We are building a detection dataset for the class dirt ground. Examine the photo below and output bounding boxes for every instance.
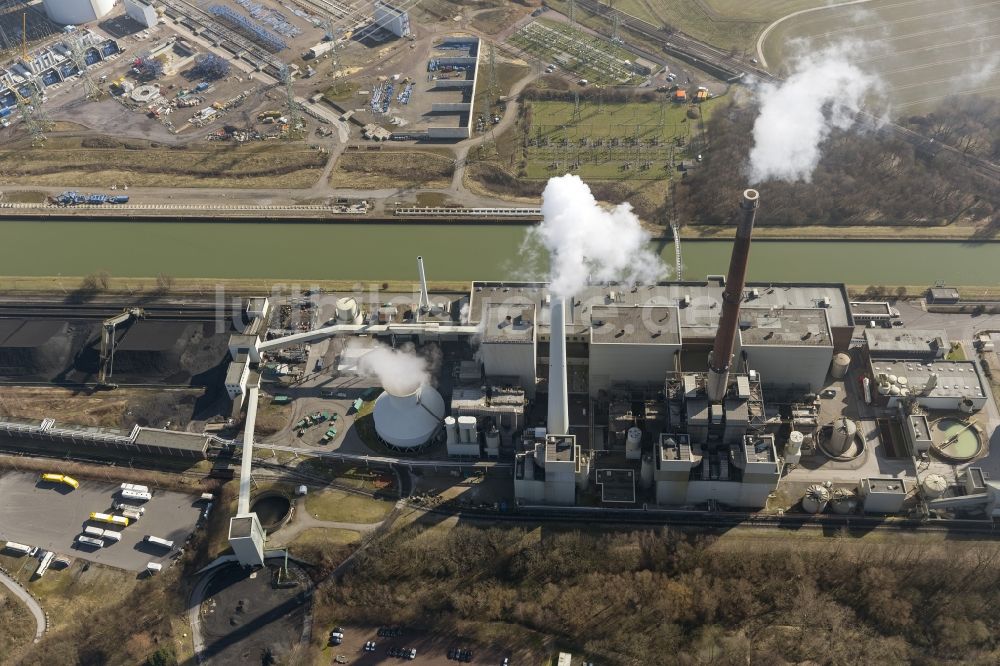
[0,386,209,429]
[332,150,455,189]
[0,134,327,189]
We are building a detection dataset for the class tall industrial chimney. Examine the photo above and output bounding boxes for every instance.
[547,295,569,435]
[706,189,759,402]
[416,256,430,313]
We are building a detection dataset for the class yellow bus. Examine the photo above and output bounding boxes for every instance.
[40,473,79,490]
[89,512,129,527]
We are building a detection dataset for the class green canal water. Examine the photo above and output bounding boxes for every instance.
[3,219,1000,285]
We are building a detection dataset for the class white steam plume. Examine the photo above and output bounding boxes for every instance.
[749,41,879,184]
[528,174,665,299]
[353,340,430,396]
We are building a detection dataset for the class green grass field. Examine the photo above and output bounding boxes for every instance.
[510,19,644,86]
[304,489,395,524]
[545,0,816,53]
[521,96,719,179]
[759,0,1000,112]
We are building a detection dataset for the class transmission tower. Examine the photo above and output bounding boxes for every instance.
[612,8,622,43]
[569,0,576,25]
[573,91,580,121]
[68,33,101,100]
[280,65,303,136]
[14,84,49,144]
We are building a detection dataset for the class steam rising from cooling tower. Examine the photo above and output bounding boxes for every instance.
[532,175,665,300]
[749,42,879,184]
[353,340,431,396]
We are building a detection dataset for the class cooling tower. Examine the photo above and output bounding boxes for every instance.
[373,384,445,449]
[42,0,115,25]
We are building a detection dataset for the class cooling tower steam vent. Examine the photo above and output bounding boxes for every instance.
[372,384,445,450]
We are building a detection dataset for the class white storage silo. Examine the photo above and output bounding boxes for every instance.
[625,426,642,460]
[457,416,477,443]
[372,384,445,450]
[829,488,857,514]
[784,430,804,464]
[639,455,654,490]
[485,427,500,457]
[830,353,850,379]
[444,416,458,446]
[921,473,948,499]
[802,484,830,514]
[828,417,857,457]
[336,297,362,324]
[42,0,115,25]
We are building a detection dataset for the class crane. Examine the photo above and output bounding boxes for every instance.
[98,308,145,385]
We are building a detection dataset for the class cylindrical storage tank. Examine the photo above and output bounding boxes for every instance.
[897,376,908,387]
[889,385,901,397]
[626,427,642,459]
[785,430,804,464]
[485,427,500,455]
[829,488,856,514]
[802,484,830,514]
[576,454,590,491]
[888,374,898,385]
[444,416,458,446]
[878,382,890,396]
[372,384,446,450]
[457,415,477,443]
[335,297,361,323]
[639,455,654,490]
[828,417,857,457]
[960,399,975,414]
[921,473,948,499]
[42,0,115,24]
[830,353,850,379]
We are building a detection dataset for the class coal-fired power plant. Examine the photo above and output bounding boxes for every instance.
[707,189,759,402]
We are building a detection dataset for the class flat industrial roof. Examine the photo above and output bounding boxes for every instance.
[480,301,534,344]
[590,305,681,345]
[865,329,948,356]
[546,435,576,462]
[870,360,987,400]
[229,515,253,538]
[867,478,906,494]
[469,281,852,337]
[225,360,247,385]
[738,307,832,347]
[849,301,893,315]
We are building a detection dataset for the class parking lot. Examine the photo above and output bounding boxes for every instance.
[320,624,517,665]
[0,471,202,572]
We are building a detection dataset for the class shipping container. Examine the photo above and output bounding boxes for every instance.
[113,500,145,514]
[145,535,174,549]
[121,489,152,501]
[146,562,163,574]
[121,483,150,493]
[40,473,79,489]
[123,509,143,521]
[3,542,32,555]
[102,530,122,543]
[200,492,214,502]
[76,535,104,548]
[83,525,105,538]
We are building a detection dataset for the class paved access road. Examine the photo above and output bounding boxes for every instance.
[0,569,45,641]
[0,471,203,572]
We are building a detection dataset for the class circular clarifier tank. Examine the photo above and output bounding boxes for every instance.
[930,418,984,463]
[249,492,292,530]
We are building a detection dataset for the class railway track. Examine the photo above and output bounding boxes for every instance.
[565,0,1000,183]
[0,302,222,321]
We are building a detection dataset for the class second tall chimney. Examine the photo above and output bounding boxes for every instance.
[706,189,759,402]
[547,295,569,435]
